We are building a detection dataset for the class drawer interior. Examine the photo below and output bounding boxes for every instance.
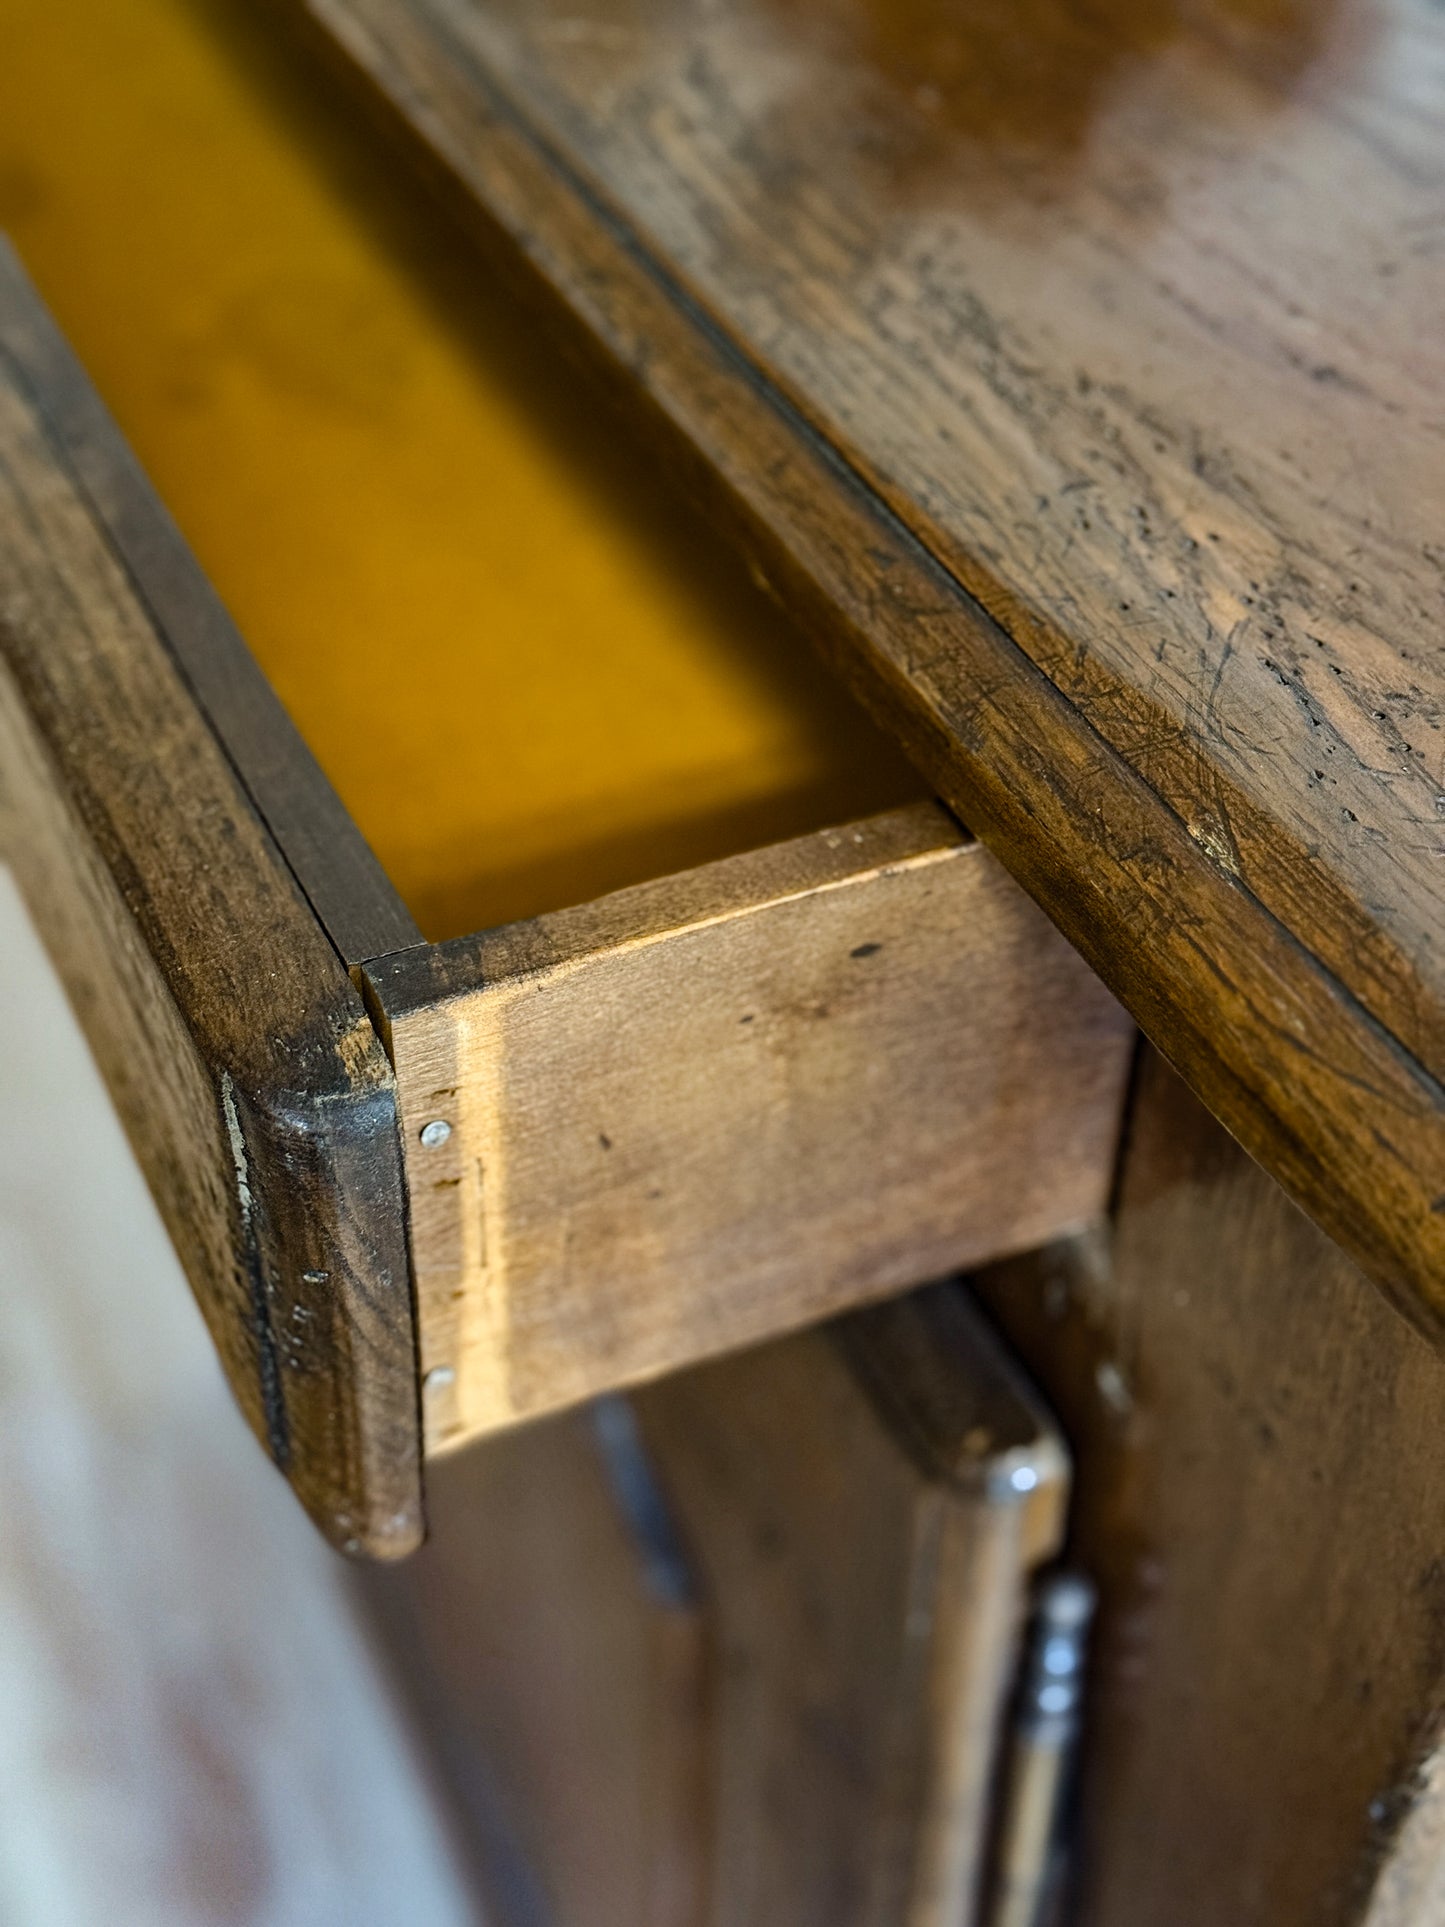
[0,0,923,944]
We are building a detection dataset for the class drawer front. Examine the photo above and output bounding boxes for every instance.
[0,245,422,1557]
[366,1283,1068,1927]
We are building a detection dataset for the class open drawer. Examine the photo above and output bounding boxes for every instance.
[0,2,1132,1554]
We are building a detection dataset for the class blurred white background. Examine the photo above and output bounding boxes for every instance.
[0,866,481,1927]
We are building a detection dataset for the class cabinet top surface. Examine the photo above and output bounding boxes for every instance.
[437,0,1445,1029]
[322,0,1445,1318]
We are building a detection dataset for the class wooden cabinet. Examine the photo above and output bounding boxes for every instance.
[364,1284,1068,1927]
[3,0,1443,1920]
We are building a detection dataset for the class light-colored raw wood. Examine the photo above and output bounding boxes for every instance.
[365,1283,1068,1927]
[364,802,1133,1453]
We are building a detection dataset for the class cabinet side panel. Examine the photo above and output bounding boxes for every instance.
[975,1053,1445,1926]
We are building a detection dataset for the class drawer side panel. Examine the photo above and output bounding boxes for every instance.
[0,255,422,1556]
[369,805,1133,1452]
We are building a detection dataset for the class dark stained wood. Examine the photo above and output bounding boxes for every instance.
[0,248,422,1556]
[636,1285,1068,1927]
[974,1051,1445,1927]
[295,0,1445,1343]
[363,1284,1068,1927]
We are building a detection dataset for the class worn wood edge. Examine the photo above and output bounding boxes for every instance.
[442,10,1445,1102]
[838,1282,1070,1570]
[0,651,423,1559]
[363,799,966,1018]
[835,1283,1071,1921]
[375,0,1445,1077]
[0,234,422,969]
[223,1058,425,1560]
[0,274,424,1557]
[294,0,1445,1345]
[629,1298,1064,1927]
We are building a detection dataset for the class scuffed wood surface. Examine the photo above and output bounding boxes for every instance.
[0,867,478,1927]
[299,0,1445,1340]
[365,804,1132,1451]
[0,247,422,1555]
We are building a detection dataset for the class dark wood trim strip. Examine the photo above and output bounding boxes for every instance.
[0,246,423,1555]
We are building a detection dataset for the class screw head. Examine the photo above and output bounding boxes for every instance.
[419,1119,452,1149]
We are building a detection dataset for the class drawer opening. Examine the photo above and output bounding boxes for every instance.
[0,0,1136,1545]
[1,0,923,946]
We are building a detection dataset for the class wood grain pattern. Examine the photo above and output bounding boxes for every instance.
[974,1052,1445,1927]
[298,0,1445,1341]
[364,803,1133,1453]
[636,1286,1068,1927]
[365,1283,1068,1927]
[0,248,422,1557]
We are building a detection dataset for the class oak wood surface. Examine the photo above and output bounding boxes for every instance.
[0,0,923,946]
[299,0,1445,1338]
[364,803,1133,1453]
[0,246,422,1556]
[366,1284,1068,1927]
[975,1052,1445,1926]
